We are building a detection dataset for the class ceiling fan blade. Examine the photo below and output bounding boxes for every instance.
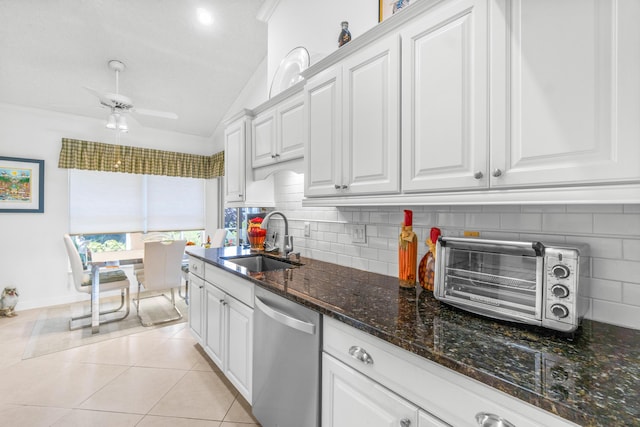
[132,107,178,120]
[83,86,113,107]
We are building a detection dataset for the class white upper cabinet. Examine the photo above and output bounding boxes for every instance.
[305,35,401,197]
[490,0,640,188]
[252,91,305,168]
[224,110,275,207]
[224,113,247,203]
[401,0,489,192]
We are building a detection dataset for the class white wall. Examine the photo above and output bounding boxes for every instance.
[0,103,216,309]
[267,0,377,89]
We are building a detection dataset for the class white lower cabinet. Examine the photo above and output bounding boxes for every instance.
[187,273,204,343]
[322,316,577,427]
[224,295,253,400]
[188,263,254,403]
[204,282,225,367]
[323,352,431,427]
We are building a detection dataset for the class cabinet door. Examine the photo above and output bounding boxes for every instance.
[322,353,418,427]
[188,274,204,343]
[343,34,401,195]
[225,296,253,403]
[401,0,488,192]
[224,118,246,202]
[277,93,305,162]
[204,283,225,369]
[251,109,276,168]
[490,0,640,188]
[304,66,342,197]
[418,410,449,427]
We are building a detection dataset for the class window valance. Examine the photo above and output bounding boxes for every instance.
[58,138,224,179]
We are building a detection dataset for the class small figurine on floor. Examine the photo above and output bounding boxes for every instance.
[0,287,19,317]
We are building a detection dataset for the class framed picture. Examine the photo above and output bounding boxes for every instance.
[379,0,411,22]
[0,156,45,213]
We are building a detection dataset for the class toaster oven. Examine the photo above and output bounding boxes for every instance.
[434,237,589,332]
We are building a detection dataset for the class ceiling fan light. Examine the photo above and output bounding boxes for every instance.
[117,115,128,132]
[106,113,117,129]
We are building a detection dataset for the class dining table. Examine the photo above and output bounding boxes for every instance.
[88,249,144,334]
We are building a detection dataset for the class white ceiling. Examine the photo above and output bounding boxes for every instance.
[0,0,267,138]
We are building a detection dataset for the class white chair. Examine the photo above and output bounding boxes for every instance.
[63,234,130,330]
[134,240,186,326]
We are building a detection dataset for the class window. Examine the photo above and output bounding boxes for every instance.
[223,207,263,247]
[68,169,205,234]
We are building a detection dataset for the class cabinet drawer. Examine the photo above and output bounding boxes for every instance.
[323,316,577,427]
[204,263,254,307]
[188,257,205,279]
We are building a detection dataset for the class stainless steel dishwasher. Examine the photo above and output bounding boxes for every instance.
[252,286,321,427]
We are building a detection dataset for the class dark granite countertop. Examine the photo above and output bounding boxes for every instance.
[186,247,640,427]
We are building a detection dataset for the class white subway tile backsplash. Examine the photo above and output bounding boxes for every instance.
[368,236,390,250]
[483,205,522,213]
[275,172,640,329]
[436,213,466,228]
[590,299,640,330]
[465,213,501,229]
[369,260,389,276]
[568,236,622,259]
[370,212,390,224]
[592,258,640,284]
[623,283,640,307]
[623,240,640,261]
[500,213,542,232]
[593,214,640,236]
[522,205,566,213]
[588,278,622,303]
[351,257,369,271]
[566,204,624,213]
[542,214,593,234]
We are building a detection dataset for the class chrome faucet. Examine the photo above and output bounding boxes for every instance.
[260,211,293,257]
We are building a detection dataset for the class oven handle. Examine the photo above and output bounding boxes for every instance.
[255,296,316,335]
[439,237,544,256]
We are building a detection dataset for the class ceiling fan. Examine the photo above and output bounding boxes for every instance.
[84,60,178,132]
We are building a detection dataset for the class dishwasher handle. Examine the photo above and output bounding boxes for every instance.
[255,296,316,335]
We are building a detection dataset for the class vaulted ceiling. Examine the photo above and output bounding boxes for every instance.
[0,0,267,137]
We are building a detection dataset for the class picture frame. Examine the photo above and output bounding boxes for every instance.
[0,156,45,213]
[379,0,411,22]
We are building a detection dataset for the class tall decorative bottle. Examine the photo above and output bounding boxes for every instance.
[398,210,418,288]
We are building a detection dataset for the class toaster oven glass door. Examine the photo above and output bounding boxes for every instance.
[441,248,543,321]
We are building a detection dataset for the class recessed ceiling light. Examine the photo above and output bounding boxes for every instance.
[197,8,213,26]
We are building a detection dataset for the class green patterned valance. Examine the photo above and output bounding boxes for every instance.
[58,138,224,179]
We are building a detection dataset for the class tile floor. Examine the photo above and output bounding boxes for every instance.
[0,306,261,426]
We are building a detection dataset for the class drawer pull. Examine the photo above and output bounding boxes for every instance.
[400,418,411,427]
[348,345,373,365]
[475,412,515,427]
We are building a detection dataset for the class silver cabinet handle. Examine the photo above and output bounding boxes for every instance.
[334,184,341,189]
[492,168,502,177]
[474,171,483,179]
[341,184,348,189]
[400,418,411,427]
[348,346,373,365]
[475,412,515,427]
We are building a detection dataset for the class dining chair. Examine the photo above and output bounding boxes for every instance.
[134,239,187,326]
[63,234,130,330]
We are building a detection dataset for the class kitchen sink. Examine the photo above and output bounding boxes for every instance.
[221,254,301,272]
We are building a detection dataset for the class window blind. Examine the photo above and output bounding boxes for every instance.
[69,169,205,234]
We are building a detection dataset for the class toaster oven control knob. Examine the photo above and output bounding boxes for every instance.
[551,284,570,298]
[551,264,570,279]
[550,304,569,318]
